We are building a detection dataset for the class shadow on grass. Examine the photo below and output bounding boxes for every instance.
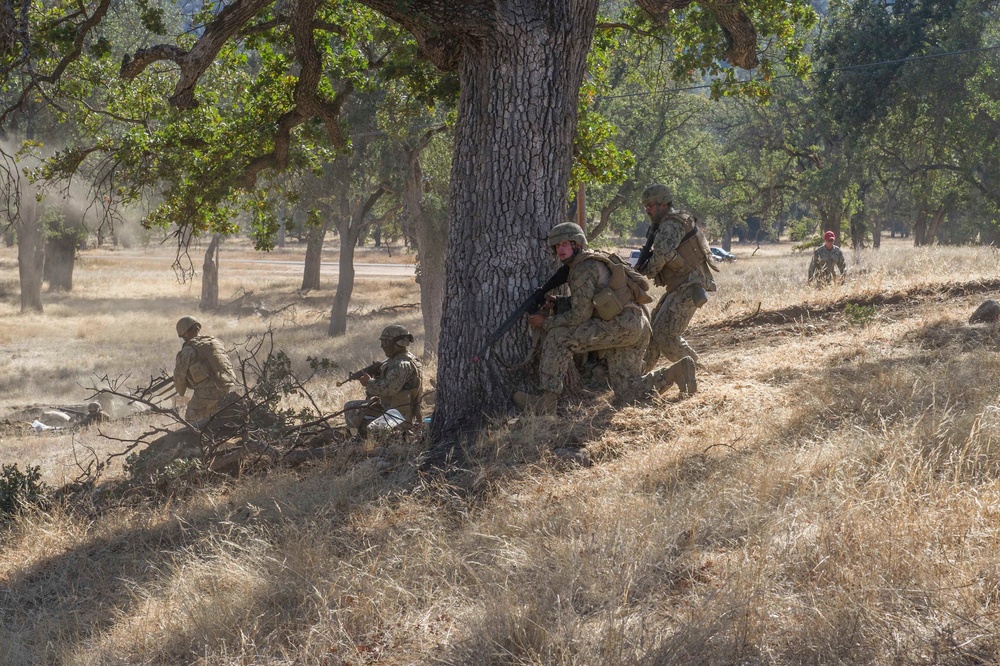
[0,454,421,663]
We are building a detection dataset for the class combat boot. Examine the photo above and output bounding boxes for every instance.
[512,390,559,415]
[651,356,697,396]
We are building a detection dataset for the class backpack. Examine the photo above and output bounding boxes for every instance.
[589,252,653,320]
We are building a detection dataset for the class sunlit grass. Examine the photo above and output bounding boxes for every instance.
[3,236,1000,663]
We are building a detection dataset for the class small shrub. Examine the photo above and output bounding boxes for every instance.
[0,463,49,519]
[844,303,877,326]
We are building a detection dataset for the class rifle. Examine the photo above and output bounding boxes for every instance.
[633,222,658,273]
[336,361,382,387]
[133,374,176,403]
[471,264,571,363]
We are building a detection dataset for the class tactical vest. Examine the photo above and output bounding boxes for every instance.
[376,354,423,423]
[654,212,718,292]
[585,252,653,321]
[184,336,236,391]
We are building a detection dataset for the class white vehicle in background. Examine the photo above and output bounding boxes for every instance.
[710,246,736,262]
[627,249,642,267]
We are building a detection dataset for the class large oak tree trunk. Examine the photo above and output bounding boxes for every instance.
[44,227,78,292]
[430,0,599,440]
[199,234,220,311]
[403,127,448,359]
[17,194,43,312]
[914,207,929,246]
[301,219,329,291]
[925,205,947,243]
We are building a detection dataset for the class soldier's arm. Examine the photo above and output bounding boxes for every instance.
[837,250,847,275]
[544,262,599,329]
[643,221,686,278]
[808,251,818,280]
[367,360,413,396]
[173,348,192,396]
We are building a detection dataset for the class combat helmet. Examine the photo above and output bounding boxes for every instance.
[380,324,414,346]
[546,222,587,250]
[176,315,201,337]
[87,402,101,413]
[641,183,672,206]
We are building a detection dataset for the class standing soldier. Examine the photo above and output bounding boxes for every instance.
[173,315,238,423]
[637,184,717,373]
[513,222,696,415]
[343,325,423,434]
[808,231,848,284]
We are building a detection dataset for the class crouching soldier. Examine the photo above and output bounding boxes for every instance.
[638,183,717,373]
[173,315,238,423]
[513,222,696,415]
[343,325,423,434]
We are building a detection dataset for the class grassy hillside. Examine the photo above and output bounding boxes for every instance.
[3,238,1000,664]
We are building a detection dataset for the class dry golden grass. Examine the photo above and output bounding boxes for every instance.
[3,237,1000,664]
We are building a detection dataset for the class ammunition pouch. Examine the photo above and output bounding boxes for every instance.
[593,286,627,320]
[188,361,210,386]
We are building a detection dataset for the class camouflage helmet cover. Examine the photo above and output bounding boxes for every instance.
[88,402,101,413]
[176,315,201,337]
[380,324,414,345]
[546,222,588,249]
[641,183,672,206]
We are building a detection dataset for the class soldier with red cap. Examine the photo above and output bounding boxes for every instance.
[808,231,847,284]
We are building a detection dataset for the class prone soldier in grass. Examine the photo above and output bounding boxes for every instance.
[513,222,695,415]
[342,325,423,434]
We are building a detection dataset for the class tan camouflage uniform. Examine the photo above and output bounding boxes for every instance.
[641,208,716,372]
[344,350,422,430]
[539,251,662,401]
[808,245,847,283]
[174,335,237,422]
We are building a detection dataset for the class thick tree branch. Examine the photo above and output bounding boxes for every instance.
[356,0,494,70]
[636,0,759,69]
[121,0,276,109]
[1,0,113,125]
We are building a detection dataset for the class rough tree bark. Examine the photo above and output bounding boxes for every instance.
[914,207,929,246]
[199,234,220,311]
[328,186,397,336]
[925,205,947,243]
[17,193,44,312]
[44,224,79,291]
[301,218,330,291]
[429,1,600,439]
[402,126,449,359]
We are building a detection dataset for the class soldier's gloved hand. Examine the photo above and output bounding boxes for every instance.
[527,313,547,329]
[359,372,372,387]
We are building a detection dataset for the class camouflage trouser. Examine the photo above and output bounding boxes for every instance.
[344,399,380,431]
[185,385,235,423]
[645,283,701,373]
[539,306,652,401]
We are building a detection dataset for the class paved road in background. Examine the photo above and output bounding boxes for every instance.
[226,259,415,278]
[85,253,416,278]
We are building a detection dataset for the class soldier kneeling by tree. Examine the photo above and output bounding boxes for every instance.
[343,325,423,435]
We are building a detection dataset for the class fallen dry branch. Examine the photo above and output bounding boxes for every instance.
[353,302,421,319]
